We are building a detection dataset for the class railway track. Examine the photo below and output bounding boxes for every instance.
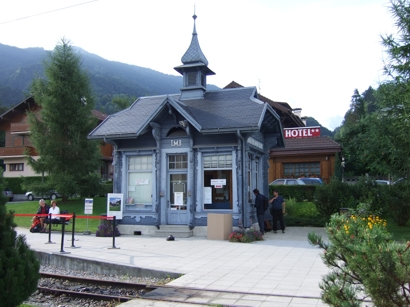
[35,272,324,307]
[37,272,158,305]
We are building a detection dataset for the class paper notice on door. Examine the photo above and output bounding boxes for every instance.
[203,187,212,204]
[174,192,183,206]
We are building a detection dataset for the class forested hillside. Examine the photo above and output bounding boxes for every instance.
[0,43,336,134]
[0,43,219,113]
[305,117,335,138]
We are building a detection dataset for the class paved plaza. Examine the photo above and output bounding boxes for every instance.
[17,226,330,306]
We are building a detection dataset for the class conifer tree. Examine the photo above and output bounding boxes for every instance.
[28,38,101,200]
[0,177,40,307]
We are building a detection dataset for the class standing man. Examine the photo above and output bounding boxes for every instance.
[270,189,286,233]
[253,189,267,235]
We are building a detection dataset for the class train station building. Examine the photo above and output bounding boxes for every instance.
[88,15,285,233]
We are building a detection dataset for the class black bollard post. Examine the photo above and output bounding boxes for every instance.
[45,213,55,244]
[69,213,80,248]
[108,216,120,249]
[56,217,70,254]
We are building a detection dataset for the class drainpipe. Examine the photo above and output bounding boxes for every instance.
[236,130,246,228]
[150,123,161,229]
[104,137,119,193]
[185,124,195,230]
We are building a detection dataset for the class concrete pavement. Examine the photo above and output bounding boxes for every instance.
[17,226,330,307]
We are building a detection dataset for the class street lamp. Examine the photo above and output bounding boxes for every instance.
[341,157,345,182]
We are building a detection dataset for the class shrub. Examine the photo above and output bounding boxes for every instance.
[308,211,410,306]
[5,177,26,194]
[0,177,40,306]
[228,228,263,243]
[388,182,410,226]
[313,178,358,219]
[95,221,121,237]
[269,185,316,201]
[355,177,390,214]
[246,228,264,241]
[284,216,327,227]
[283,197,297,216]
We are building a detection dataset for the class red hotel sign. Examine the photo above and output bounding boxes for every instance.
[284,126,321,139]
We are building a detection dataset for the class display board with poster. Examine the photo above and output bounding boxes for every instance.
[107,193,123,219]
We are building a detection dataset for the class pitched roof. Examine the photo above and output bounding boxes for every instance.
[89,87,281,139]
[224,81,305,127]
[0,96,108,125]
[270,137,341,155]
[91,109,108,122]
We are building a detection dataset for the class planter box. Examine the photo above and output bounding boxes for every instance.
[207,213,232,240]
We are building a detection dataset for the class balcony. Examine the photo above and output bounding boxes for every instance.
[0,146,37,157]
[10,123,30,135]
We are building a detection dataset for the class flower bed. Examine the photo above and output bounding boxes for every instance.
[228,228,263,243]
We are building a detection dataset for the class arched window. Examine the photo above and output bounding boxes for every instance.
[166,127,187,137]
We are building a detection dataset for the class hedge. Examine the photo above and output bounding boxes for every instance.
[269,185,317,201]
[4,176,46,194]
[3,176,112,196]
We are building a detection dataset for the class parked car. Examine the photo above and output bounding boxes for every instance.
[3,187,14,201]
[25,191,61,201]
[269,178,306,185]
[375,180,390,185]
[393,178,405,185]
[298,178,323,185]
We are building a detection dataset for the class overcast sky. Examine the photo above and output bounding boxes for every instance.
[0,0,395,130]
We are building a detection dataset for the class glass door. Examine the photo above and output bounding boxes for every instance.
[168,173,188,224]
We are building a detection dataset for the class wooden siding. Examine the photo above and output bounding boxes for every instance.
[0,146,37,156]
[100,141,113,159]
[10,122,30,134]
[269,153,336,184]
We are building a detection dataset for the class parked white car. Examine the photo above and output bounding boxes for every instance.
[25,191,61,201]
[375,180,390,185]
[269,178,306,185]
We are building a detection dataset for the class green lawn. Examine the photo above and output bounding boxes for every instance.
[8,198,410,241]
[6,197,109,233]
[289,200,410,242]
[385,217,410,242]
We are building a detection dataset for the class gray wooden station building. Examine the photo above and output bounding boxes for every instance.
[88,15,285,232]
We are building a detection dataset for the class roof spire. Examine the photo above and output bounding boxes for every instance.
[193,5,197,35]
[174,9,215,100]
[179,11,208,65]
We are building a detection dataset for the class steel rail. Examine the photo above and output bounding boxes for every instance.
[40,272,158,290]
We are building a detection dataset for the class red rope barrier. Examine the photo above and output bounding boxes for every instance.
[74,215,114,219]
[14,214,49,217]
[13,213,113,219]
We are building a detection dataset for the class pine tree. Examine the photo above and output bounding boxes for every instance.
[28,38,101,200]
[0,177,40,307]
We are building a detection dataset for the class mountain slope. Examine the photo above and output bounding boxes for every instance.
[306,116,335,137]
[0,43,219,111]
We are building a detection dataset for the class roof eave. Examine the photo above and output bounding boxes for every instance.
[201,127,260,134]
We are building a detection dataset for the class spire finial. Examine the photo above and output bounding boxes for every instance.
[192,5,197,35]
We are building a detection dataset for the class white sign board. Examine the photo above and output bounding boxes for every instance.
[211,179,226,186]
[174,192,183,206]
[84,198,93,214]
[135,179,149,185]
[107,193,123,220]
[203,187,212,204]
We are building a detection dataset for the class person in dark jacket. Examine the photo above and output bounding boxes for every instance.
[37,199,50,232]
[269,189,286,233]
[253,189,267,235]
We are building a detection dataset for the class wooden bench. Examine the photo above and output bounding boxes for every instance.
[45,211,71,228]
